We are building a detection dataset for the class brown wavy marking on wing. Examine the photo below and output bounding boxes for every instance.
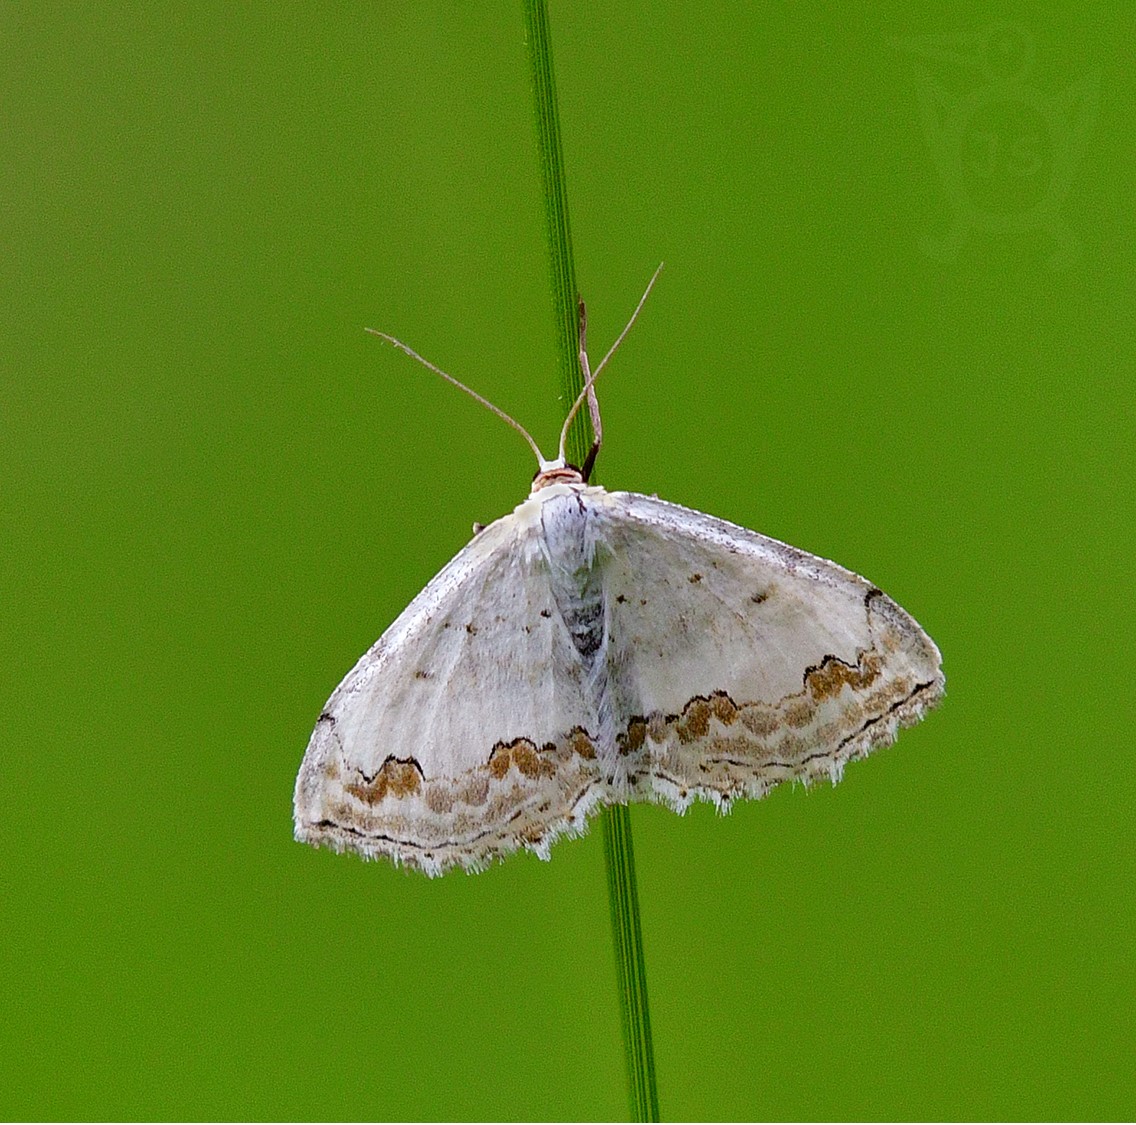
[345,757,425,804]
[295,713,608,875]
[487,738,556,780]
[633,638,942,811]
[803,650,884,700]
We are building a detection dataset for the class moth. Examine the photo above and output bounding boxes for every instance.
[294,269,944,874]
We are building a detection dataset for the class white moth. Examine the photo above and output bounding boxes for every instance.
[294,269,944,875]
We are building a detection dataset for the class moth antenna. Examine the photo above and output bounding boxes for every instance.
[557,262,664,464]
[366,329,548,467]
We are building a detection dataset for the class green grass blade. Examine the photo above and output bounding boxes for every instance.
[602,804,661,1122]
[522,2,660,1119]
[522,0,582,457]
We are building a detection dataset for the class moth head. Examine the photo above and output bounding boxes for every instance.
[531,462,586,492]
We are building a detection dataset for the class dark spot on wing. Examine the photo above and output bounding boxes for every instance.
[620,718,647,755]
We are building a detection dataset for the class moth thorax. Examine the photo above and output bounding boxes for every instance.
[531,465,586,492]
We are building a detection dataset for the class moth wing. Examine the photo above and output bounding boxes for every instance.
[293,503,606,874]
[593,491,944,809]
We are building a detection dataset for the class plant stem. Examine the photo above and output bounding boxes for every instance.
[522,3,660,1120]
[523,0,580,431]
[602,804,661,1122]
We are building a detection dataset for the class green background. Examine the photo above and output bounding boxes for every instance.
[4,3,1132,1120]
